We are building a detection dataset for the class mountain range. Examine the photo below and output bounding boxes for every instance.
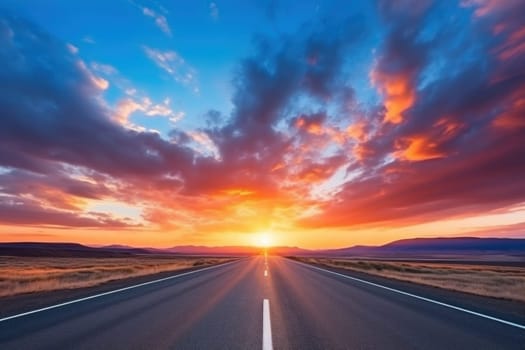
[1,237,524,258]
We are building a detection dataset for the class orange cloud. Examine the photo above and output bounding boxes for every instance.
[395,116,464,161]
[396,136,445,161]
[492,93,525,128]
[346,121,367,141]
[114,98,143,125]
[222,189,256,196]
[432,117,464,140]
[295,156,345,184]
[352,143,372,161]
[371,70,416,124]
[295,116,324,135]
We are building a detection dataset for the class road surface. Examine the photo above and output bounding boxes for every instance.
[0,256,524,349]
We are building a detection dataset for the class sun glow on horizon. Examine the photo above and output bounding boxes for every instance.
[254,232,274,248]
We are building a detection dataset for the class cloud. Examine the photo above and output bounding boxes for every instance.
[186,131,221,160]
[0,12,282,229]
[1,4,524,238]
[90,62,118,76]
[0,13,196,181]
[0,12,364,231]
[0,196,135,228]
[114,97,184,126]
[142,7,171,36]
[370,0,434,124]
[183,19,365,205]
[78,60,109,90]
[143,46,199,92]
[300,0,525,228]
[83,36,96,44]
[209,2,219,20]
[394,135,445,161]
[129,0,171,36]
[0,167,134,228]
[66,43,79,54]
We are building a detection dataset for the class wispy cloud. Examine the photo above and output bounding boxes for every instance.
[142,7,171,36]
[209,2,219,20]
[130,0,171,36]
[83,36,95,44]
[90,62,118,76]
[187,130,221,160]
[114,97,184,126]
[143,46,199,92]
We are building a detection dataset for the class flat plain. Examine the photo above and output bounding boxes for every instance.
[0,255,234,297]
[293,257,525,302]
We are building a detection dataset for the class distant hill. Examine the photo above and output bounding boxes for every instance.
[1,237,524,258]
[0,242,150,257]
[0,242,304,257]
[101,244,153,255]
[381,237,525,251]
[316,237,525,258]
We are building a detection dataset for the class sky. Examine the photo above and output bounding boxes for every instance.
[0,0,524,249]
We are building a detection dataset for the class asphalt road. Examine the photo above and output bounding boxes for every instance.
[0,256,524,349]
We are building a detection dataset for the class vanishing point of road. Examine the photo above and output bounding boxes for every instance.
[0,256,524,349]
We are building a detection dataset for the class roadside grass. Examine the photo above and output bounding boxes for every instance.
[0,256,235,297]
[292,257,525,302]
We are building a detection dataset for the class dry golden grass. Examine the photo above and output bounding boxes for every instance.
[295,257,525,302]
[0,256,234,297]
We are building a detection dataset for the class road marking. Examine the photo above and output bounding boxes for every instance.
[0,260,240,323]
[264,269,268,277]
[262,299,273,350]
[294,261,525,330]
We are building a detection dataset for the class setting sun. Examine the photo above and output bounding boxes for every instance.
[254,233,273,248]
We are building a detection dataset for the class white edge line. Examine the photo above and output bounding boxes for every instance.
[263,299,273,350]
[0,259,240,323]
[292,260,525,331]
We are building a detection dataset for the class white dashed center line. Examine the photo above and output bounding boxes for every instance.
[262,299,273,350]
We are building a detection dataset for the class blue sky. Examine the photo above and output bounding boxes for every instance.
[2,0,381,134]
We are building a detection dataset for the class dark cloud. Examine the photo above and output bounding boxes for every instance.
[0,11,363,227]
[0,169,110,211]
[187,18,364,195]
[301,0,525,228]
[0,13,195,180]
[0,197,134,228]
[0,13,196,226]
[302,18,363,100]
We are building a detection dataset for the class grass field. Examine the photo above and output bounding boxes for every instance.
[293,257,525,302]
[0,256,235,297]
